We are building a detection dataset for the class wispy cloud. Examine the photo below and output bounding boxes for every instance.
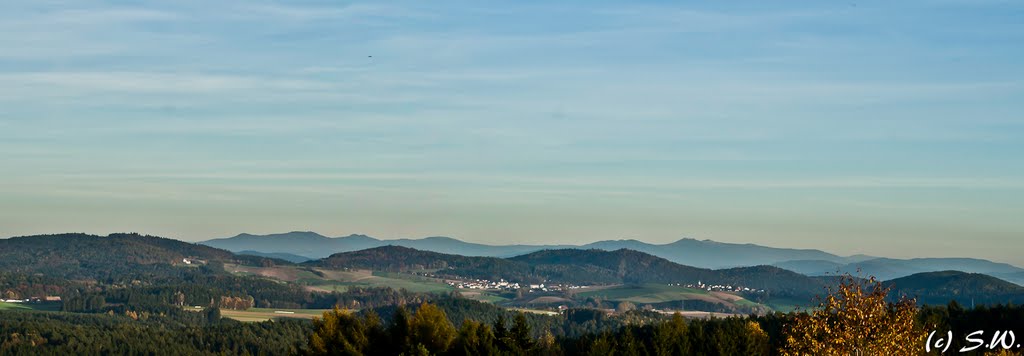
[0,72,329,93]
[1,0,1022,262]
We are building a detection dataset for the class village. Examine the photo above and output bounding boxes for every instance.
[676,281,765,293]
[444,278,586,293]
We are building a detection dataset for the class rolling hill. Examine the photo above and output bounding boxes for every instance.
[775,257,1024,285]
[580,238,855,268]
[309,245,829,298]
[238,250,311,263]
[201,231,381,259]
[4,233,1018,308]
[0,233,286,280]
[201,232,872,269]
[885,271,1024,306]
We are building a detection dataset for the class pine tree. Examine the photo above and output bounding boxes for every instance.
[409,303,456,354]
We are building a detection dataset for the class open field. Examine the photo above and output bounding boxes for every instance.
[225,264,322,282]
[220,308,331,322]
[226,264,453,294]
[510,308,560,316]
[761,296,812,313]
[457,290,510,303]
[0,301,32,311]
[574,284,772,311]
[655,310,744,319]
[526,296,571,304]
[305,271,452,294]
[0,301,61,312]
[577,284,728,304]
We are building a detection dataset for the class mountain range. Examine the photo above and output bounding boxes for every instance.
[3,233,1024,307]
[775,257,1024,286]
[203,232,563,261]
[201,231,1024,284]
[201,231,858,268]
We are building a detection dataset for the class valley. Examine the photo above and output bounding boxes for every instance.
[2,232,1022,354]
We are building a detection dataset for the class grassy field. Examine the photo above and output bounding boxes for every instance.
[248,307,330,316]
[573,284,776,312]
[220,308,332,322]
[226,264,453,294]
[305,272,452,294]
[510,308,560,316]
[762,296,812,313]
[457,290,510,303]
[576,284,724,304]
[0,301,61,312]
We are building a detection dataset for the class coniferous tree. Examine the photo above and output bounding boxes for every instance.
[409,302,456,354]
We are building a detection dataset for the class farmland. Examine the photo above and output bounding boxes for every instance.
[224,264,452,294]
[575,284,756,308]
[219,307,330,322]
[0,301,61,312]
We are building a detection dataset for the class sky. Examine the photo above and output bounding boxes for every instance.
[1,1,1022,264]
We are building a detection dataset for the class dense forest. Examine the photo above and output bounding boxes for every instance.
[4,295,1022,355]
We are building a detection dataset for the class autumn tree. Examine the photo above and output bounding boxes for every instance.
[616,301,636,313]
[781,273,924,356]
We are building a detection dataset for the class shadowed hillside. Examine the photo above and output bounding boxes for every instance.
[886,271,1024,306]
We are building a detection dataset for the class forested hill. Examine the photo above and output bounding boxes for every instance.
[308,245,530,281]
[0,233,288,279]
[886,270,1024,305]
[509,248,708,284]
[310,246,828,297]
[510,249,826,296]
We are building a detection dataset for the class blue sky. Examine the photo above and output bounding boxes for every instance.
[2,1,1022,264]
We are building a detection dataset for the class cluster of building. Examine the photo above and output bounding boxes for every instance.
[676,281,764,293]
[531,283,587,292]
[445,278,585,292]
[446,279,522,290]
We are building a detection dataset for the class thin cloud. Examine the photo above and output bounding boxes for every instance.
[0,72,330,93]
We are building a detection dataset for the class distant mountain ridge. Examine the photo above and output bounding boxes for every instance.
[886,271,1024,306]
[309,245,829,298]
[201,231,567,261]
[775,257,1024,286]
[200,232,858,269]
[237,250,311,263]
[200,231,1024,282]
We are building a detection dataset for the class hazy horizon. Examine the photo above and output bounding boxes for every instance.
[4,229,1020,267]
[2,1,1022,265]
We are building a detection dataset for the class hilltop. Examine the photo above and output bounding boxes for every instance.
[776,257,1024,285]
[308,245,827,298]
[0,233,288,280]
[886,271,1024,306]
